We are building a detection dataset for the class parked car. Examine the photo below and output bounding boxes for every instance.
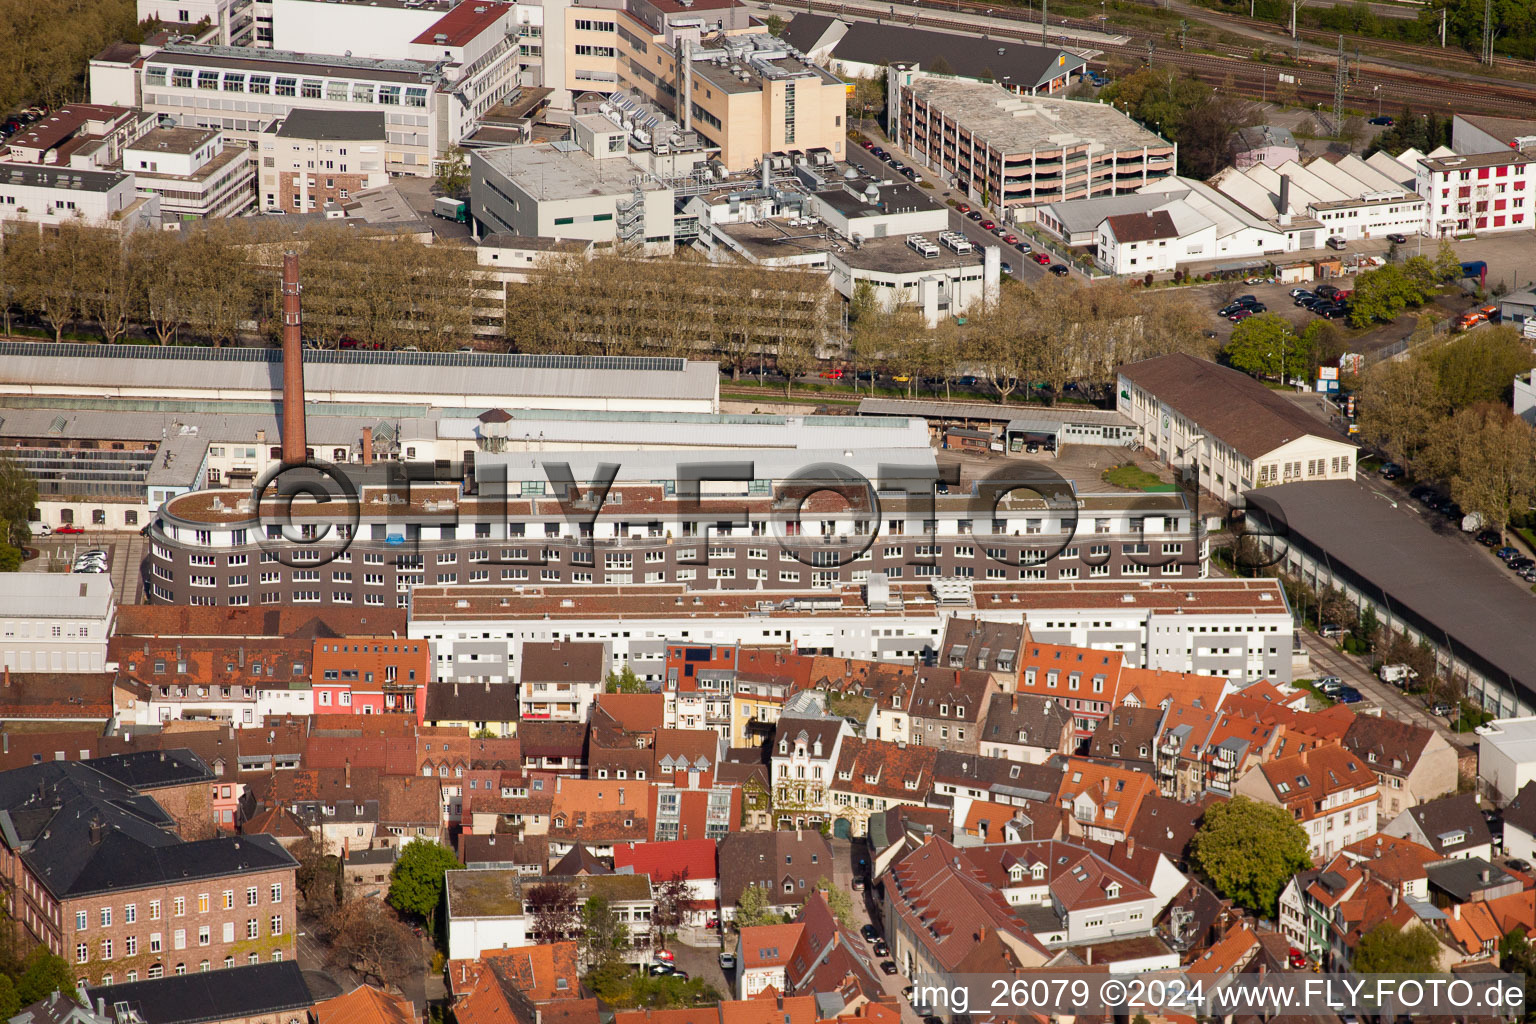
[1456,310,1487,331]
[955,202,970,212]
[980,220,997,230]
[1479,302,1501,321]
[1509,556,1535,571]
[1369,116,1395,126]
[1378,664,1416,685]
[1379,462,1404,479]
[33,523,51,537]
[55,525,85,534]
[1476,530,1503,547]
[1218,304,1245,317]
[1229,309,1255,322]
[1001,262,1013,275]
[1430,701,1454,717]
[654,949,675,963]
[967,210,983,221]
[880,961,899,976]
[1290,288,1313,299]
[1508,859,1531,873]
[1002,233,1019,244]
[851,876,866,892]
[1496,546,1521,561]
[1319,623,1344,640]
[1314,284,1341,300]
[1288,948,1308,970]
[861,925,880,943]
[1014,241,1031,253]
[1316,676,1344,695]
[860,140,875,150]
[872,147,887,158]
[1335,687,1364,704]
[718,952,737,971]
[1033,252,1051,265]
[873,939,889,957]
[1319,305,1347,319]
[1246,302,1268,314]
[1386,232,1408,243]
[1050,264,1069,276]
[1325,236,1347,250]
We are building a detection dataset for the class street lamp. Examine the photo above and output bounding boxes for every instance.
[1373,84,1381,118]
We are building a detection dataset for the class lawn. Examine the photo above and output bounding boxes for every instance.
[1292,678,1336,708]
[1102,463,1178,492]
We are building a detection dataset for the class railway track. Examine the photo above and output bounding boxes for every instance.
[785,0,1536,116]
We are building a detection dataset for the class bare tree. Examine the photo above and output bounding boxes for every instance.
[324,897,419,987]
[651,870,692,946]
[525,882,580,943]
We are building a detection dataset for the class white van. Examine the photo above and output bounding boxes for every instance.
[1378,664,1415,685]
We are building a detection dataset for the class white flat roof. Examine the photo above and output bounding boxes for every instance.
[1481,717,1536,765]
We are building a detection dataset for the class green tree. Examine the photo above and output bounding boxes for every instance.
[581,894,630,969]
[1359,603,1380,651]
[386,840,463,935]
[13,946,76,1006]
[734,884,784,928]
[1433,239,1462,283]
[1348,263,1428,327]
[814,878,855,928]
[0,547,21,573]
[1423,405,1536,533]
[1190,797,1311,916]
[1351,922,1441,973]
[1223,313,1299,380]
[1425,327,1533,410]
[435,147,470,198]
[763,13,785,35]
[605,666,648,694]
[0,454,38,551]
[1358,356,1449,469]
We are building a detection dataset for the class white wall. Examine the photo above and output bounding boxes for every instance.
[446,914,528,961]
[270,0,442,58]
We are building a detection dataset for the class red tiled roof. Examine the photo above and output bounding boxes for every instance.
[0,672,114,719]
[739,923,805,968]
[313,986,416,1024]
[594,693,665,733]
[612,838,717,882]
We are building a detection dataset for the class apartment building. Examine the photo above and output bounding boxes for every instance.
[888,71,1175,215]
[518,641,605,721]
[0,164,159,231]
[1,103,155,169]
[0,758,296,986]
[1235,745,1379,860]
[256,109,388,213]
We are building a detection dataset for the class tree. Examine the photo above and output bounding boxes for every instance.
[526,881,580,943]
[734,884,784,928]
[386,839,463,935]
[813,878,855,928]
[928,55,954,75]
[651,870,692,945]
[846,75,884,129]
[1358,356,1449,469]
[773,335,816,398]
[1223,313,1300,380]
[1348,262,1429,327]
[1190,796,1311,915]
[1433,239,1462,283]
[1423,405,1536,533]
[580,894,630,969]
[763,13,785,35]
[436,147,470,198]
[1351,922,1441,973]
[1425,327,1532,411]
[1358,603,1380,651]
[325,898,420,986]
[0,454,38,551]
[605,666,648,693]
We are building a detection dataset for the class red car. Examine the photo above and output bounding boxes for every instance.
[860,140,875,149]
[980,220,996,231]
[956,203,971,214]
[1229,309,1254,322]
[1288,948,1307,969]
[55,525,85,534]
[819,368,845,379]
[1033,252,1051,265]
[1003,233,1019,244]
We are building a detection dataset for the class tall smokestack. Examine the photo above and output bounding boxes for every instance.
[1278,174,1292,227]
[281,251,307,466]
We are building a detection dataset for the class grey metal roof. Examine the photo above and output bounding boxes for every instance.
[474,446,937,485]
[0,406,433,447]
[859,397,1132,427]
[1245,480,1536,704]
[0,343,717,405]
[1035,193,1166,235]
[0,573,114,620]
[447,411,930,449]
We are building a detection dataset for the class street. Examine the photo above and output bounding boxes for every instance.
[1300,636,1455,738]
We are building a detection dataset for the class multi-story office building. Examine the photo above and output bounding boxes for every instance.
[256,109,389,213]
[93,44,447,176]
[1415,149,1533,236]
[0,573,116,674]
[888,71,1176,215]
[0,164,160,231]
[121,127,256,221]
[144,445,1207,608]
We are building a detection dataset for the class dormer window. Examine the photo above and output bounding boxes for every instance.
[779,741,788,754]
[1031,863,1045,879]
[939,704,949,717]
[554,815,566,828]
[1106,882,1121,898]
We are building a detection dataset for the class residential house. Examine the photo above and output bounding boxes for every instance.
[1278,863,1361,958]
[246,765,381,858]
[717,831,835,923]
[906,666,995,755]
[1125,792,1223,866]
[882,836,1048,984]
[867,804,951,879]
[716,750,772,832]
[312,986,415,1024]
[612,839,719,926]
[980,693,1074,764]
[310,636,429,716]
[546,777,649,858]
[519,641,605,722]
[518,721,586,773]
[422,683,519,737]
[783,890,891,1012]
[1383,792,1493,862]
[0,757,296,985]
[736,922,804,999]
[731,648,815,747]
[378,776,444,847]
[0,672,123,730]
[1116,667,1229,712]
[1341,715,1458,820]
[1056,759,1154,845]
[1340,833,1438,901]
[770,714,852,830]
[936,617,1024,693]
[663,643,737,740]
[1234,744,1379,859]
[827,738,938,839]
[111,637,313,728]
[1085,705,1160,772]
[458,833,551,875]
[931,750,1064,811]
[1016,644,1125,751]
[448,941,595,1024]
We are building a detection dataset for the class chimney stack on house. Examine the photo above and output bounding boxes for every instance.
[280,251,308,466]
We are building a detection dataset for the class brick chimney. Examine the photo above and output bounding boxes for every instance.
[280,251,307,466]
[361,426,374,467]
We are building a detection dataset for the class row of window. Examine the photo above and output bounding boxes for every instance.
[145,66,428,107]
[76,887,281,932]
[76,916,284,962]
[80,949,284,986]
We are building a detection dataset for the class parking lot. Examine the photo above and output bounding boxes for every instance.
[22,533,143,601]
